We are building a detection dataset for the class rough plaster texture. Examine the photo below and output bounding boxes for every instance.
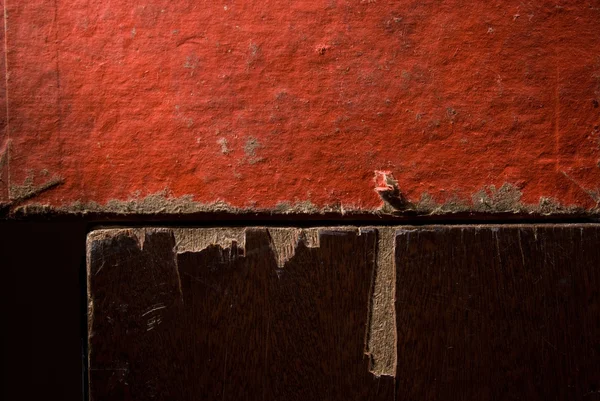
[1,1,599,215]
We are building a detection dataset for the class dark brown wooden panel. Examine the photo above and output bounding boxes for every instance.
[395,225,600,401]
[87,228,394,401]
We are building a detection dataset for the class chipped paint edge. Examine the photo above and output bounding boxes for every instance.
[7,183,600,218]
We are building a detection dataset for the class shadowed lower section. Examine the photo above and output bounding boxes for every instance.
[394,224,600,401]
[87,227,394,401]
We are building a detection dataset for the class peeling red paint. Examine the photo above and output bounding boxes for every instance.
[2,1,600,213]
[374,171,394,194]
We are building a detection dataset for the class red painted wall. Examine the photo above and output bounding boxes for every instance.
[1,1,599,213]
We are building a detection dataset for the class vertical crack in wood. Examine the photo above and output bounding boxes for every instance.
[364,226,397,377]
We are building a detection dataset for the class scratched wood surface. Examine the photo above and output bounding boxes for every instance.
[87,228,394,401]
[88,225,600,400]
[395,225,600,401]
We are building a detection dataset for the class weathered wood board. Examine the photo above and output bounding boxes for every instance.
[88,225,600,400]
[395,225,600,400]
[87,227,395,400]
[2,2,599,215]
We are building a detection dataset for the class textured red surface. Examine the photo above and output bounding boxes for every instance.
[2,1,599,211]
[0,1,7,204]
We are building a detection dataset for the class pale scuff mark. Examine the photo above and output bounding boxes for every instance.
[303,228,320,248]
[173,227,247,255]
[266,228,320,268]
[217,137,231,155]
[244,137,263,164]
[129,227,175,250]
[146,315,162,331]
[471,183,523,213]
[131,228,147,249]
[87,228,144,248]
[363,226,397,377]
[0,140,8,173]
[561,171,600,207]
[143,303,166,331]
[9,171,64,202]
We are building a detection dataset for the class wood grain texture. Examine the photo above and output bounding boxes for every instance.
[88,224,600,400]
[87,227,394,401]
[395,224,600,401]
